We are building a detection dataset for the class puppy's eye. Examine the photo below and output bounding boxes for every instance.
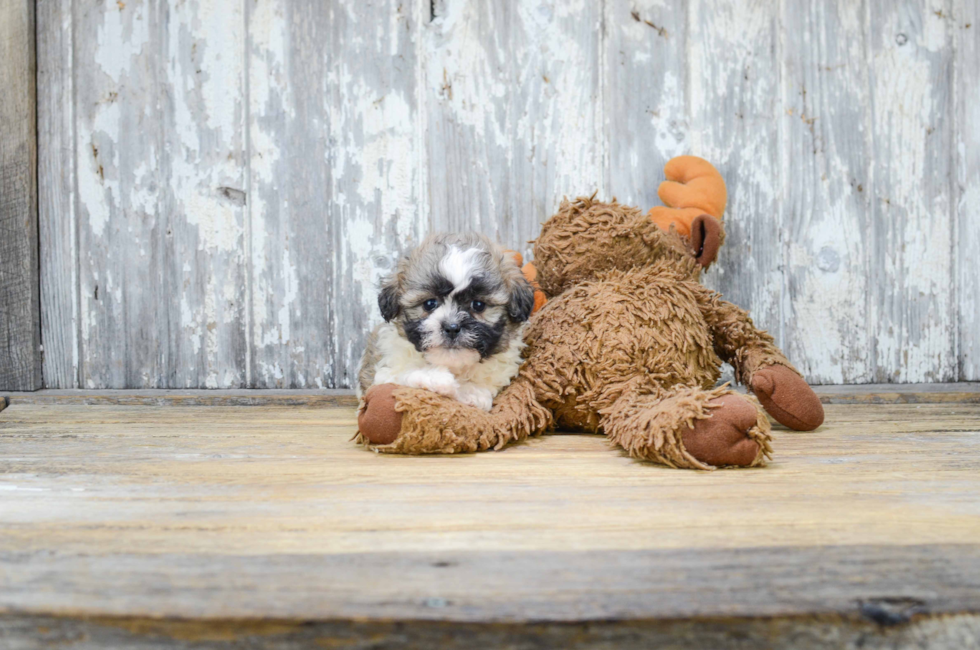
[423,298,439,312]
[471,300,486,313]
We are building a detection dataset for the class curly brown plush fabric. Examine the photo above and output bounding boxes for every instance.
[357,157,823,469]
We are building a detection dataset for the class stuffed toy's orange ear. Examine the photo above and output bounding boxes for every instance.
[522,262,548,314]
[505,250,548,315]
[648,156,727,237]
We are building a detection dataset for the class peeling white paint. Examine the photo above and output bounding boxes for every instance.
[41,0,974,388]
[275,248,298,346]
[652,71,689,159]
[957,0,980,384]
[774,0,877,384]
[871,1,954,382]
[94,4,149,82]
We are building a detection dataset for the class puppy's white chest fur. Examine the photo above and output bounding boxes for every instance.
[369,323,523,411]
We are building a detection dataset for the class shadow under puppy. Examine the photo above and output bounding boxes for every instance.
[358,233,535,412]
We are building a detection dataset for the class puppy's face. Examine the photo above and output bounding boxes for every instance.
[378,234,534,367]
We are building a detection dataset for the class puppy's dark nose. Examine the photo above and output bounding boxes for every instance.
[442,321,461,337]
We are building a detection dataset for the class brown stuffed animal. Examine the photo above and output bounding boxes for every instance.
[357,157,824,469]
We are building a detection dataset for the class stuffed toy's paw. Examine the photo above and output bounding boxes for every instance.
[358,384,404,445]
[648,155,727,237]
[750,365,825,431]
[681,394,764,467]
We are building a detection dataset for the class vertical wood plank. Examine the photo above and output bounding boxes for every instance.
[954,1,979,380]
[246,0,303,388]
[603,0,687,208]
[686,1,783,363]
[248,0,422,388]
[781,1,875,383]
[425,0,602,259]
[0,0,41,391]
[73,0,247,388]
[164,0,248,388]
[329,0,425,387]
[74,0,167,387]
[869,0,955,382]
[37,0,78,388]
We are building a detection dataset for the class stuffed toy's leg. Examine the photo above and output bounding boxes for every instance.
[599,384,772,470]
[357,375,552,454]
[697,292,824,431]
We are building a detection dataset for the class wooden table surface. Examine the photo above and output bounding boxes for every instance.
[1,393,979,648]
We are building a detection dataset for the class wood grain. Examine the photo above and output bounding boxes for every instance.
[1,383,978,408]
[869,0,956,382]
[247,0,422,389]
[0,400,979,647]
[0,0,41,392]
[2,610,978,649]
[165,0,249,389]
[813,381,980,403]
[34,1,980,388]
[36,0,78,389]
[69,0,249,389]
[603,0,685,208]
[1,388,358,408]
[782,1,875,384]
[2,547,980,624]
[2,402,979,557]
[687,1,784,376]
[955,0,979,381]
[72,0,167,387]
[425,0,602,255]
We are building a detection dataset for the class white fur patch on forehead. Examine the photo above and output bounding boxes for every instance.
[439,247,481,293]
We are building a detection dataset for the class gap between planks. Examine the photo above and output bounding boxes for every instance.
[1,383,979,411]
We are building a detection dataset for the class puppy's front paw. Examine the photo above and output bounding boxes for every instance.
[403,367,459,397]
[456,383,494,411]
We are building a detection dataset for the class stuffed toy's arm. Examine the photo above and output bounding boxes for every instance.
[697,291,790,383]
[357,373,553,454]
[697,291,824,431]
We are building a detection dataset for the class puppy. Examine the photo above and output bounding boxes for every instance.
[357,233,535,411]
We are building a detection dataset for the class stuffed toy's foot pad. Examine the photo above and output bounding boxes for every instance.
[751,365,825,431]
[358,384,404,445]
[682,394,761,467]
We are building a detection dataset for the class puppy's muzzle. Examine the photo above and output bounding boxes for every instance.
[442,320,462,340]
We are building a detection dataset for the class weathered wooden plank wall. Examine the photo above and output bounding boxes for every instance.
[248,0,424,388]
[0,0,42,391]
[37,0,76,390]
[781,1,873,384]
[957,0,980,380]
[36,0,980,388]
[687,0,783,373]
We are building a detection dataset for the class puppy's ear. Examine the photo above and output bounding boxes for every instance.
[378,277,401,322]
[507,276,535,323]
